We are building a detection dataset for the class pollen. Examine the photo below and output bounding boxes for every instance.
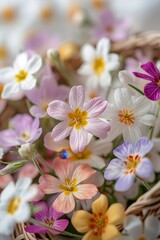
[68,108,88,130]
[124,154,141,174]
[92,57,105,76]
[15,70,28,82]
[7,197,21,215]
[1,7,16,22]
[21,132,30,141]
[69,147,91,161]
[89,213,108,236]
[60,178,78,195]
[118,109,135,126]
[40,6,54,21]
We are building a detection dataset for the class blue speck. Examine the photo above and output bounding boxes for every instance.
[61,150,69,159]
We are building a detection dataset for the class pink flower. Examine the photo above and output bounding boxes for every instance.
[39,159,98,213]
[47,85,110,153]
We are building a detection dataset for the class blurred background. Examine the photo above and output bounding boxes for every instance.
[0,0,159,67]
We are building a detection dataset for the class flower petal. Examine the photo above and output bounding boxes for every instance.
[14,52,28,70]
[71,210,92,233]
[14,202,31,222]
[133,72,154,81]
[69,85,85,110]
[102,224,120,240]
[47,100,71,120]
[0,67,14,82]
[39,174,61,194]
[134,137,153,157]
[114,174,135,192]
[52,158,73,180]
[25,225,47,233]
[104,159,125,180]
[144,82,160,101]
[1,181,15,202]
[84,97,107,118]
[74,184,97,200]
[122,125,142,143]
[107,203,125,225]
[81,44,95,62]
[85,118,110,139]
[44,132,69,152]
[30,105,46,118]
[0,129,19,147]
[72,164,96,184]
[141,61,160,79]
[96,38,111,56]
[52,193,75,214]
[1,82,20,99]
[124,215,142,238]
[144,215,160,239]
[77,64,93,75]
[92,194,108,215]
[51,219,69,235]
[27,54,42,74]
[52,121,72,142]
[136,158,154,179]
[70,128,88,153]
[21,75,37,90]
[113,141,133,160]
[34,201,48,221]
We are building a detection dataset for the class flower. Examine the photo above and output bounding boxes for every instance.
[26,73,69,118]
[78,38,119,89]
[0,52,42,99]
[44,133,113,169]
[133,61,160,101]
[39,158,98,213]
[105,88,155,143]
[71,194,125,240]
[0,177,37,235]
[93,10,130,42]
[25,201,69,234]
[0,114,42,147]
[119,214,160,240]
[0,147,3,159]
[104,137,154,192]
[47,85,110,153]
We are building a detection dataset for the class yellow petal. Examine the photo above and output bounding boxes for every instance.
[107,203,125,225]
[71,210,92,233]
[102,224,120,240]
[92,194,108,215]
[82,230,101,240]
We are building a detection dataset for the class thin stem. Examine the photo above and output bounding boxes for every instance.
[29,219,82,239]
[32,157,44,176]
[128,84,144,95]
[35,151,55,175]
[137,177,151,190]
[47,232,56,240]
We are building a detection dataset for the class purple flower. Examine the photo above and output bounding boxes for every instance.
[26,71,69,118]
[104,137,154,192]
[133,61,160,101]
[0,114,42,147]
[25,201,69,234]
[93,10,130,41]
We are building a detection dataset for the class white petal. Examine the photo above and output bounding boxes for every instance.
[124,215,142,238]
[114,88,133,108]
[99,71,112,88]
[70,128,88,153]
[1,82,20,99]
[81,44,95,62]
[107,53,119,71]
[144,215,160,239]
[21,75,37,90]
[136,114,156,126]
[14,202,31,222]
[106,120,123,141]
[69,85,85,110]
[1,182,15,202]
[0,215,15,236]
[91,138,113,156]
[96,38,111,56]
[0,67,14,83]
[122,125,141,143]
[77,64,93,75]
[15,177,32,197]
[27,55,42,74]
[13,52,28,70]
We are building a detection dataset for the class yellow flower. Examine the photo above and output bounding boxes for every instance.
[71,194,125,240]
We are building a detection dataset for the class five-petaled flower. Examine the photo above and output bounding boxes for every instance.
[104,137,154,192]
[133,61,160,101]
[47,85,110,153]
[39,158,98,213]
[71,194,125,240]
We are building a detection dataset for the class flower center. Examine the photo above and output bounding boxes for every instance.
[21,132,30,141]
[91,0,105,9]
[7,197,21,215]
[0,46,8,59]
[92,57,105,76]
[0,84,4,95]
[118,109,135,126]
[69,147,91,161]
[89,213,108,236]
[60,178,78,195]
[40,6,54,21]
[44,217,54,227]
[15,70,28,82]
[124,154,141,174]
[1,7,16,22]
[68,108,88,130]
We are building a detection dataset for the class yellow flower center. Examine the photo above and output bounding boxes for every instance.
[68,4,82,22]
[60,178,78,195]
[1,7,16,22]
[44,217,54,227]
[91,0,106,9]
[21,132,30,141]
[118,109,135,126]
[69,147,91,161]
[15,70,28,82]
[7,197,21,215]
[89,213,108,236]
[0,84,4,95]
[124,154,141,174]
[58,43,78,61]
[40,6,54,21]
[68,108,88,130]
[0,46,8,59]
[41,102,49,112]
[92,57,105,76]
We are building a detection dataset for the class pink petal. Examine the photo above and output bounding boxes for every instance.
[18,163,39,179]
[144,82,160,101]
[69,85,85,110]
[44,132,69,152]
[33,201,48,221]
[47,100,71,120]
[72,164,96,184]
[49,205,64,220]
[51,121,72,142]
[52,193,75,214]
[52,158,74,181]
[84,97,107,118]
[25,225,47,233]
[70,128,88,153]
[0,129,19,147]
[73,184,97,199]
[85,119,110,138]
[39,174,62,194]
[51,219,69,235]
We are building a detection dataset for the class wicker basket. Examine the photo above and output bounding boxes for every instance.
[12,32,160,239]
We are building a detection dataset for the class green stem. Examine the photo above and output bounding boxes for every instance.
[137,177,151,190]
[47,232,56,240]
[128,84,144,95]
[32,157,44,176]
[35,152,56,176]
[29,219,82,239]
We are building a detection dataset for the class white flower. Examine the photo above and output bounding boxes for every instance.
[18,143,32,159]
[0,177,37,235]
[105,88,156,143]
[78,38,119,89]
[0,147,3,159]
[118,214,160,240]
[0,52,42,99]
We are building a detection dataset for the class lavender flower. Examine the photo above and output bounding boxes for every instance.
[133,61,160,101]
[25,201,69,234]
[0,114,42,147]
[104,137,154,192]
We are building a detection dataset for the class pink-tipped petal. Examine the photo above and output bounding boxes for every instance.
[84,97,107,118]
[47,100,71,120]
[70,128,88,153]
[51,219,69,235]
[52,193,75,214]
[72,164,96,184]
[44,132,69,152]
[69,85,85,110]
[39,174,61,194]
[85,119,110,139]
[52,122,71,142]
[52,158,74,181]
[73,184,97,200]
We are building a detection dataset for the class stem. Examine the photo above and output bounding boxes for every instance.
[137,177,151,190]
[35,151,55,175]
[47,232,56,240]
[29,219,82,239]
[128,84,144,95]
[32,157,44,176]
[149,101,160,139]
